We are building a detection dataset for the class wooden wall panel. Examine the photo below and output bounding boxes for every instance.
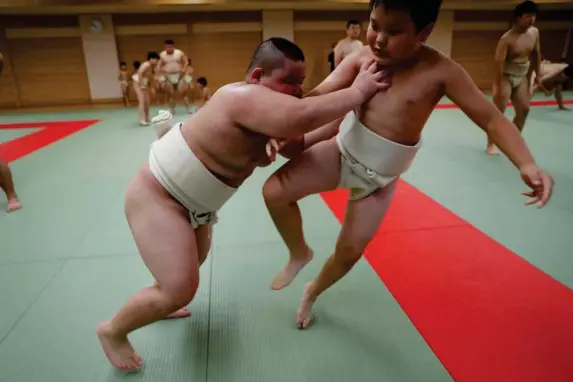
[189,32,262,92]
[540,30,568,62]
[0,14,79,28]
[451,30,503,90]
[0,29,19,108]
[113,11,261,26]
[295,30,346,92]
[8,37,90,106]
[455,10,573,23]
[293,10,368,22]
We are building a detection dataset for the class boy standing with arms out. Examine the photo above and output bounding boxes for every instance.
[263,0,554,329]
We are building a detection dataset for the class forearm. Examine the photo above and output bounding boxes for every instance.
[486,114,535,168]
[304,118,341,148]
[293,88,363,136]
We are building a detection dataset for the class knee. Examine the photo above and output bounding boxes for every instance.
[263,175,289,206]
[161,278,199,310]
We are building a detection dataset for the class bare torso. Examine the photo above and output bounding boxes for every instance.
[353,45,446,146]
[119,70,129,82]
[160,49,185,74]
[503,27,538,65]
[180,83,272,187]
[336,38,364,64]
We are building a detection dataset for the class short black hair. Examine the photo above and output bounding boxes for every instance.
[147,51,159,60]
[164,39,174,45]
[246,37,305,75]
[119,61,126,66]
[133,60,141,70]
[514,1,538,18]
[369,0,442,33]
[346,20,361,28]
[196,77,208,86]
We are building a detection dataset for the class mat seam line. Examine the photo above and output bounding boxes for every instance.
[205,232,215,382]
[0,259,67,346]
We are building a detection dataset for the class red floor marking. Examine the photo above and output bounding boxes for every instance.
[436,98,573,110]
[321,184,573,382]
[0,120,99,163]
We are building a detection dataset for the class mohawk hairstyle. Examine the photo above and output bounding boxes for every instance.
[246,37,305,75]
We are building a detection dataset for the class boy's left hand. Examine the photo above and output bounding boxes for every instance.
[266,138,288,162]
[520,163,554,208]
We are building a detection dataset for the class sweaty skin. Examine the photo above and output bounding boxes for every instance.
[96,57,390,371]
[264,42,553,329]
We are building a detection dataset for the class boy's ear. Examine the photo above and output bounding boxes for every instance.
[418,22,435,42]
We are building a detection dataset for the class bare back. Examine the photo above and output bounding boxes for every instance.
[502,27,538,65]
[353,45,446,145]
[180,83,271,187]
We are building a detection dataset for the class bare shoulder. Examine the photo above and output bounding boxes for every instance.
[423,47,466,82]
[529,26,540,38]
[214,82,270,108]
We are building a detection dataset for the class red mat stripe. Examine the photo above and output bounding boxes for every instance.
[0,120,99,162]
[321,184,573,382]
[435,99,573,109]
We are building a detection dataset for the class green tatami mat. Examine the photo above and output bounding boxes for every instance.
[0,128,42,144]
[0,255,212,382]
[206,164,452,382]
[402,95,573,288]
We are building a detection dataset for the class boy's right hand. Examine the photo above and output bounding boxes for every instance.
[351,58,392,102]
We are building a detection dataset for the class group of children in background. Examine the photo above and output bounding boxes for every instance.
[118,56,211,123]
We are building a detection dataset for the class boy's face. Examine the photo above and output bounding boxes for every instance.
[196,82,204,89]
[120,64,126,70]
[516,13,536,29]
[149,58,158,65]
[255,58,306,98]
[366,5,431,66]
[347,24,362,39]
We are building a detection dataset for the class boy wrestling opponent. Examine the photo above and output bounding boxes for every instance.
[263,0,554,329]
[96,37,390,371]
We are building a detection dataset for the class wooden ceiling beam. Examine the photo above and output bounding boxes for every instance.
[0,0,571,14]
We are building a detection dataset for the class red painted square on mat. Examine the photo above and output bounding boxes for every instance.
[0,120,99,162]
[364,226,573,382]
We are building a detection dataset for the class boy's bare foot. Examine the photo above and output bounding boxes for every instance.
[486,144,499,155]
[164,307,191,319]
[97,320,143,371]
[296,282,316,329]
[7,197,21,212]
[270,248,314,290]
